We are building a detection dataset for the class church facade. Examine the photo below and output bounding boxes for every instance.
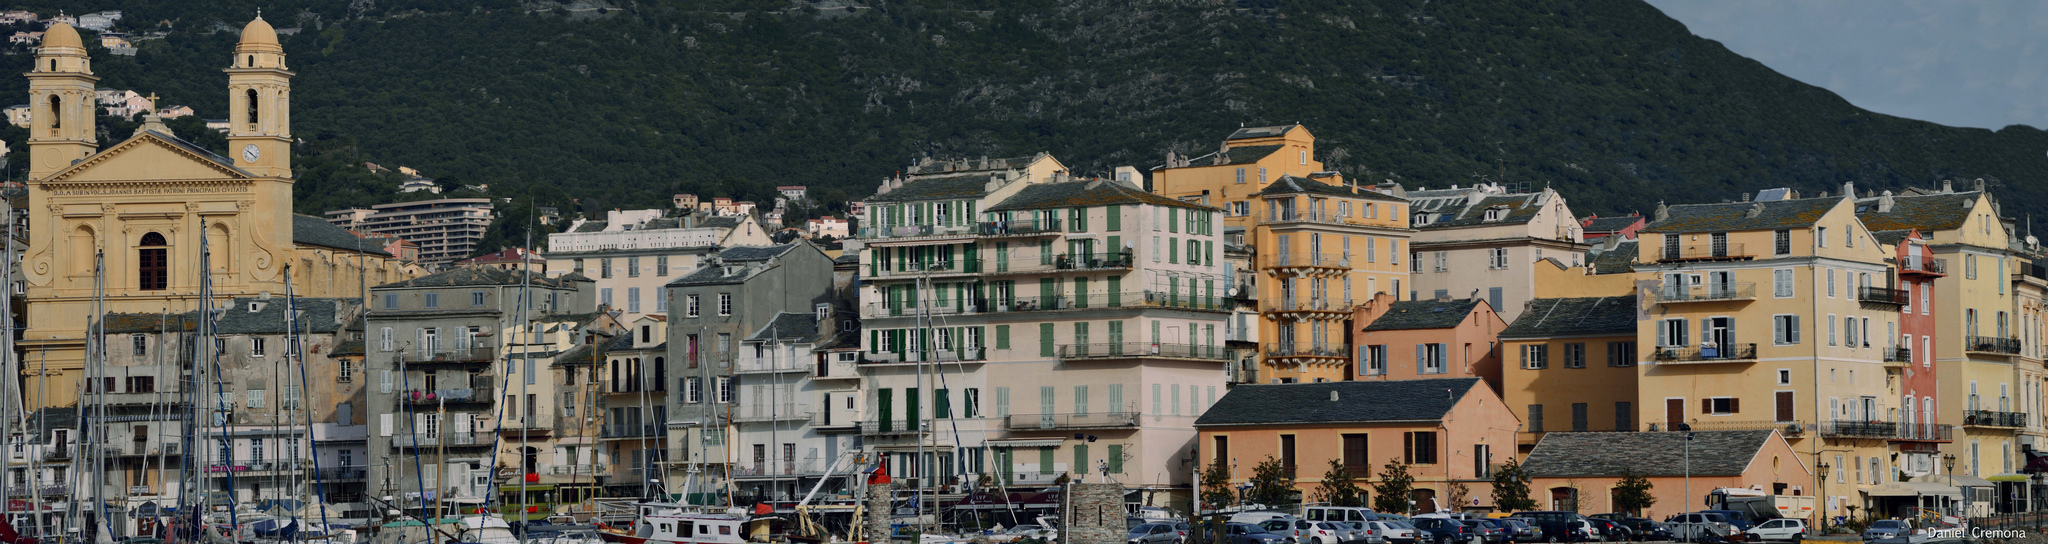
[19,19,420,411]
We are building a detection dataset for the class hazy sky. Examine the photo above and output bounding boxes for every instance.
[1646,0,2048,131]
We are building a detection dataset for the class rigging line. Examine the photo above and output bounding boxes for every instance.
[285,267,334,541]
[202,226,244,533]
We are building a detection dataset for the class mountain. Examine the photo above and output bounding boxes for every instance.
[7,0,2048,248]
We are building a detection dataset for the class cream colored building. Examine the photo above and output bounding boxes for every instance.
[19,20,418,412]
[544,210,770,321]
[1400,183,1587,322]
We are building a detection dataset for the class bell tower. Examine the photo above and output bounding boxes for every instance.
[25,23,97,181]
[225,15,292,178]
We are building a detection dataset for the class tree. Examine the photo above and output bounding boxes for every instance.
[1246,456,1295,508]
[1372,459,1415,514]
[1447,480,1470,511]
[1491,458,1537,512]
[1314,458,1367,507]
[1201,460,1236,511]
[1612,469,1656,515]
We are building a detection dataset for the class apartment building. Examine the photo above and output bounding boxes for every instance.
[1854,185,2025,481]
[1634,190,1901,520]
[730,311,859,502]
[597,316,669,497]
[362,267,594,507]
[1151,125,1412,383]
[1352,294,1508,389]
[1499,296,1641,453]
[663,242,836,495]
[327,198,495,268]
[1401,183,1587,322]
[856,169,1232,508]
[1871,229,1951,477]
[546,210,771,321]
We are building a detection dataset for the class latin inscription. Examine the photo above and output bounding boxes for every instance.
[51,185,244,196]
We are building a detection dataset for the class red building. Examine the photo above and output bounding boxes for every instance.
[1579,213,1645,241]
[1885,229,1952,460]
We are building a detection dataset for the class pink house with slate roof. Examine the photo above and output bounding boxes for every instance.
[1522,429,1811,520]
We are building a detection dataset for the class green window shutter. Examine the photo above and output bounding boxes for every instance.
[1205,240,1215,266]
[1107,444,1123,473]
[995,242,1009,272]
[936,388,951,419]
[964,243,980,272]
[870,330,880,353]
[1169,239,1179,263]
[996,325,1011,349]
[906,387,920,428]
[1074,444,1089,477]
[1075,277,1090,308]
[1107,277,1122,307]
[1107,235,1121,259]
[1109,320,1124,345]
[1039,448,1055,475]
[878,389,894,432]
[1169,208,1179,233]
[1040,323,1055,357]
[1206,280,1216,310]
[869,253,878,277]
[1040,278,1056,304]
[1040,240,1053,265]
[1107,205,1121,231]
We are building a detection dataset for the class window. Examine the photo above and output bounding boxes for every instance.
[628,287,642,314]
[425,293,440,309]
[1774,230,1791,255]
[1528,405,1544,433]
[1659,319,1689,347]
[1364,345,1386,375]
[1300,150,1308,164]
[1774,315,1801,345]
[1773,269,1794,297]
[718,294,732,316]
[600,288,613,308]
[657,255,670,276]
[250,337,266,357]
[1967,254,1978,279]
[1826,269,1836,297]
[132,334,147,357]
[137,232,167,291]
[1403,431,1438,464]
[1615,402,1633,432]
[685,377,703,403]
[1489,248,1508,269]
[338,360,353,382]
[1522,344,1549,370]
[1420,343,1447,374]
[471,291,486,307]
[1235,168,1245,184]
[1563,343,1585,368]
[687,295,700,317]
[1484,208,1505,222]
[380,327,393,352]
[1607,341,1636,367]
[1571,403,1588,431]
[716,377,732,403]
[1828,315,1838,346]
[1433,251,1448,272]
[1258,167,1267,183]
[1818,227,1828,248]
[628,257,641,277]
[1706,397,1738,415]
[601,257,614,279]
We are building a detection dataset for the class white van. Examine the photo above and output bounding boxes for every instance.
[1229,511,1297,525]
[1302,506,1379,525]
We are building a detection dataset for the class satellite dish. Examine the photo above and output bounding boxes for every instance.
[1226,287,1239,296]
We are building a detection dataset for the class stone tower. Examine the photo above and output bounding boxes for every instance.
[225,15,292,178]
[26,23,97,180]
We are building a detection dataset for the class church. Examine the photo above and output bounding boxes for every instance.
[19,19,420,410]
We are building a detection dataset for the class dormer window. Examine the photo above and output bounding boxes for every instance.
[1414,213,1433,227]
[1483,207,1506,222]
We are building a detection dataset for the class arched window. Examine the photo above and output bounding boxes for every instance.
[245,55,253,68]
[68,225,94,272]
[47,94,60,129]
[138,232,167,291]
[245,89,259,129]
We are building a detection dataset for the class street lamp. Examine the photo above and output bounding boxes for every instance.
[1816,462,1831,530]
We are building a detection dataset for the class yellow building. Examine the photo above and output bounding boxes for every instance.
[1855,186,2027,480]
[18,20,417,410]
[1151,125,1410,382]
[1634,190,1901,521]
[1499,295,1640,454]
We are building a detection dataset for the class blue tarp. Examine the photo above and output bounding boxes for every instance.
[250,519,298,538]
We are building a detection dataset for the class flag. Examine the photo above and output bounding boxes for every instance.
[868,458,892,485]
[753,503,773,515]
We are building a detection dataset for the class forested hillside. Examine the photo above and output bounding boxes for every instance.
[5,0,2047,246]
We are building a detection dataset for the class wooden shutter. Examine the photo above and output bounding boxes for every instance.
[1775,391,1795,423]
[1730,398,1740,413]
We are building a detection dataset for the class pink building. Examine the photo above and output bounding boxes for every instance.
[1580,213,1646,241]
[1353,293,1509,392]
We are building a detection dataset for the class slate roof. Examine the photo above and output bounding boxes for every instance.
[667,244,799,286]
[1854,192,1983,232]
[1251,175,1407,202]
[1583,215,1644,233]
[1415,194,1545,229]
[1642,197,1841,234]
[1195,378,1481,426]
[866,174,995,203]
[986,180,1219,212]
[102,297,357,335]
[719,244,796,262]
[1225,124,1305,141]
[745,311,827,343]
[1363,299,1483,331]
[1521,430,1774,478]
[694,216,742,229]
[144,130,246,173]
[1589,241,1638,274]
[1501,297,1638,339]
[374,266,574,289]
[572,221,609,233]
[833,253,861,265]
[1872,230,1914,246]
[331,339,365,357]
[27,407,77,438]
[293,215,393,257]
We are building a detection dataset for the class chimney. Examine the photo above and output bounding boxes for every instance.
[1654,201,1669,222]
[1330,391,1340,402]
[1745,202,1764,219]
[1878,190,1895,213]
[1975,178,1987,193]
[1741,193,1751,202]
[1842,181,1855,199]
[1942,179,1954,194]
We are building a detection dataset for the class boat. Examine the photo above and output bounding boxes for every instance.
[596,503,748,544]
[372,515,518,544]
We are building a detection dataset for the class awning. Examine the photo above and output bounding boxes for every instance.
[983,439,1063,449]
[1866,482,1960,498]
[1987,473,2033,483]
[1924,474,1998,488]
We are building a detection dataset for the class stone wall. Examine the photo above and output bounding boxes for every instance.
[1065,483,1125,544]
[864,483,892,541]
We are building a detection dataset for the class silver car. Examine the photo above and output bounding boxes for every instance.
[1861,520,1910,541]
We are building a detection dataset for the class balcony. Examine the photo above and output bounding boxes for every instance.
[1648,343,1758,364]
[1858,286,1910,306]
[314,466,368,481]
[1648,282,1757,304]
[1258,253,1351,277]
[1264,344,1348,359]
[1003,412,1140,431]
[732,403,811,423]
[1645,420,1805,434]
[732,459,829,479]
[128,486,156,496]
[858,420,921,437]
[1892,423,1955,442]
[1820,420,1898,439]
[862,347,988,365]
[1263,297,1354,320]
[811,412,860,432]
[857,224,976,241]
[599,424,665,439]
[544,464,605,476]
[733,360,810,375]
[41,447,71,461]
[111,443,180,458]
[1966,336,2023,356]
[1057,252,1135,272]
[1255,209,1372,228]
[1901,256,1947,277]
[1655,241,1753,263]
[870,259,982,279]
[1963,410,2027,429]
[1057,342,1234,362]
[392,431,495,448]
[99,390,188,407]
[6,484,66,498]
[400,386,495,407]
[1884,346,1913,367]
[404,347,495,367]
[978,219,1062,238]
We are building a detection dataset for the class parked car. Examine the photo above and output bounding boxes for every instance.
[1224,523,1288,544]
[1304,507,1382,526]
[1410,518,1474,544]
[1260,518,1317,544]
[1334,521,1386,544]
[1468,519,1511,543]
[1234,512,1302,525]
[1617,518,1671,542]
[1510,512,1589,543]
[1861,520,1911,542]
[1698,510,1758,532]
[1304,522,1355,544]
[1666,513,1736,542]
[1744,518,1806,543]
[1131,523,1183,544]
[1494,519,1541,543]
[1585,519,1629,542]
[993,525,1058,544]
[1372,521,1420,544]
[1585,514,1629,523]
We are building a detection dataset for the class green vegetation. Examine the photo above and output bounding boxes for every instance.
[1313,458,1367,508]
[1201,459,1237,511]
[4,0,2046,250]
[1246,456,1294,508]
[1491,457,1537,512]
[1371,459,1414,515]
[1612,469,1656,516]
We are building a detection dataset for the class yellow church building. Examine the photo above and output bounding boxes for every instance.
[18,20,419,411]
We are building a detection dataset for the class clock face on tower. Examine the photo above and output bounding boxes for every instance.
[242,144,260,163]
